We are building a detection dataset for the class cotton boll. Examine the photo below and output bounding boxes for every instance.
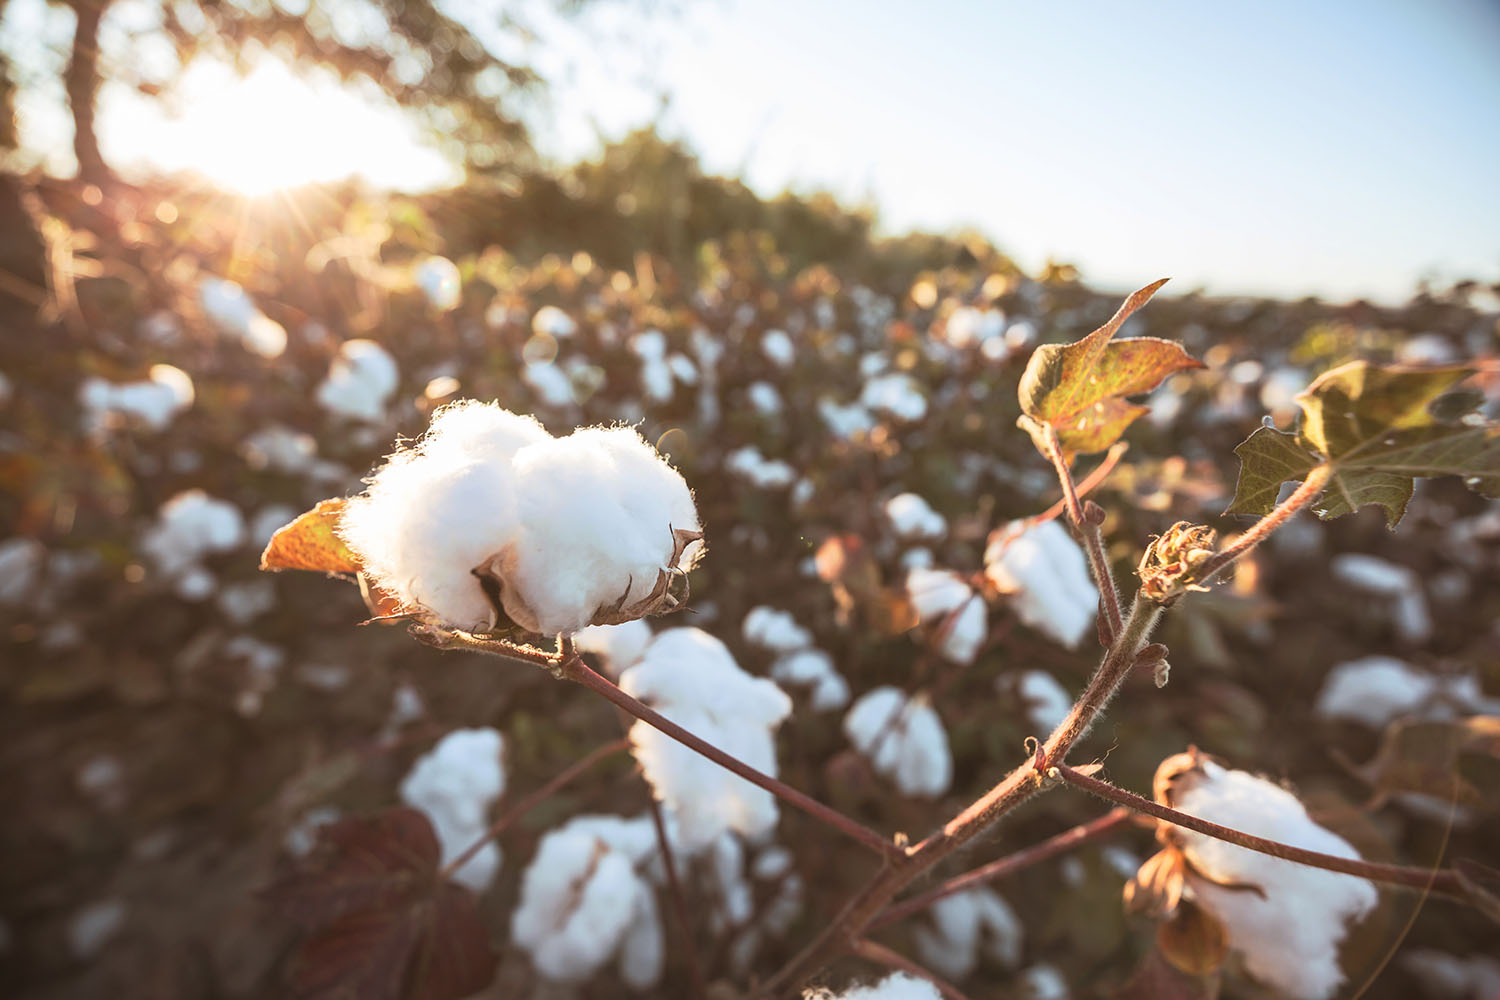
[1018,963,1069,1000]
[985,520,1098,649]
[861,373,927,422]
[524,360,574,407]
[1314,656,1496,727]
[78,364,195,431]
[419,399,549,466]
[886,493,946,540]
[0,537,45,606]
[939,594,988,665]
[316,339,399,423]
[620,628,792,853]
[1400,949,1500,999]
[913,887,1023,981]
[532,305,577,338]
[748,380,783,416]
[743,606,814,651]
[802,972,942,1000]
[141,490,246,580]
[574,620,655,676]
[726,446,797,488]
[199,277,287,357]
[617,883,665,989]
[415,255,461,311]
[399,727,505,893]
[1015,670,1072,733]
[771,648,851,710]
[844,687,952,797]
[762,329,796,366]
[1331,554,1432,643]
[906,568,972,621]
[819,398,876,439]
[1173,760,1378,1000]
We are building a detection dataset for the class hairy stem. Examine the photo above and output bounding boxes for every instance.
[1196,464,1331,585]
[1041,424,1123,638]
[1034,441,1128,526]
[869,808,1135,930]
[439,737,629,881]
[849,939,974,1000]
[560,655,902,860]
[1054,764,1466,897]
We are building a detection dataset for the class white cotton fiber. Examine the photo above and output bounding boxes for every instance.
[772,648,851,711]
[1016,670,1073,733]
[79,364,195,431]
[744,606,815,651]
[985,519,1098,649]
[415,255,461,311]
[1330,554,1432,643]
[886,493,946,540]
[399,727,505,893]
[316,339,399,423]
[913,887,1023,980]
[1173,760,1378,1000]
[199,277,286,358]
[906,568,972,622]
[941,595,988,665]
[861,373,927,422]
[574,620,655,676]
[619,628,792,854]
[140,489,246,580]
[844,687,952,797]
[803,973,942,1000]
[340,401,700,635]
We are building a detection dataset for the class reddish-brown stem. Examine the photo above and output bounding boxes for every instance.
[869,808,1134,930]
[646,793,706,997]
[1053,764,1466,898]
[1040,424,1123,638]
[849,939,974,1000]
[1196,464,1330,585]
[561,655,903,861]
[1034,440,1128,527]
[439,736,630,881]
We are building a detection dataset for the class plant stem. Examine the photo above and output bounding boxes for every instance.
[560,655,902,861]
[849,939,974,1000]
[868,808,1135,930]
[1040,424,1123,638]
[646,793,706,997]
[438,737,629,882]
[1054,764,1466,898]
[1196,464,1330,585]
[1034,441,1128,526]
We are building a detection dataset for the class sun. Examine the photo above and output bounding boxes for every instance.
[102,56,461,195]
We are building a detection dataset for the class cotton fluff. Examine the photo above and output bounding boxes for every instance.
[772,648,851,711]
[631,329,674,403]
[844,687,952,797]
[762,328,796,366]
[985,519,1098,649]
[619,628,793,853]
[941,595,988,665]
[743,606,815,651]
[415,254,461,311]
[819,398,876,439]
[913,887,1023,981]
[803,973,941,1000]
[1314,656,1499,727]
[1330,554,1432,644]
[316,339,399,423]
[198,277,286,358]
[398,727,505,893]
[1173,760,1378,1000]
[79,364,194,431]
[573,619,655,677]
[906,568,972,621]
[140,490,245,595]
[748,380,784,416]
[726,445,797,488]
[886,493,946,540]
[511,813,663,989]
[340,401,700,636]
[861,372,927,422]
[1015,670,1073,733]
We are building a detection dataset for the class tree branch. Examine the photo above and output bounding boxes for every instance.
[1053,764,1466,898]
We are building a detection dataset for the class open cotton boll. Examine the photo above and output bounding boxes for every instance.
[1331,554,1432,643]
[1173,760,1377,1000]
[861,372,927,422]
[79,364,195,432]
[886,493,946,540]
[511,822,662,988]
[620,628,792,854]
[1400,949,1500,999]
[1018,964,1069,1000]
[803,973,942,1000]
[985,519,1098,649]
[414,254,461,311]
[524,360,574,407]
[748,380,784,416]
[940,594,988,665]
[913,887,1023,981]
[819,397,876,439]
[316,339,399,423]
[762,328,796,367]
[399,727,505,892]
[772,648,851,711]
[906,568,972,621]
[1016,670,1072,733]
[943,306,1006,350]
[198,277,286,358]
[574,619,655,677]
[726,446,797,488]
[141,490,246,580]
[844,687,952,797]
[1314,656,1463,727]
[743,605,815,651]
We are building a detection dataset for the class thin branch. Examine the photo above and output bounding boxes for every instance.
[1040,424,1123,640]
[849,939,974,1000]
[1196,464,1330,585]
[439,737,629,881]
[647,793,707,997]
[1033,441,1128,527]
[1053,764,1466,898]
[560,655,903,861]
[869,808,1134,930]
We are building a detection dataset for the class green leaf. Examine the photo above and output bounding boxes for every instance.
[1224,426,1319,517]
[1225,361,1500,527]
[1017,279,1201,457]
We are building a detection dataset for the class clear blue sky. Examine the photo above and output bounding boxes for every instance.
[523,0,1500,302]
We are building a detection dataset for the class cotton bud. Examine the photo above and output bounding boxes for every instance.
[1137,521,1218,605]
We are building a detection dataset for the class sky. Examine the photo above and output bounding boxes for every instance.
[3,0,1498,303]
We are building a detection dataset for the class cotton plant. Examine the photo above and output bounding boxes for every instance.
[904,567,988,665]
[844,686,952,797]
[398,727,506,893]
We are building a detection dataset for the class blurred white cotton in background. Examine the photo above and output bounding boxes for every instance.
[985,519,1098,648]
[532,304,577,338]
[79,364,195,432]
[1330,554,1432,644]
[762,328,796,367]
[414,254,461,311]
[140,490,245,590]
[913,887,1023,980]
[886,493,946,540]
[844,686,952,797]
[771,647,850,711]
[316,339,399,423]
[1314,656,1500,727]
[198,277,286,358]
[802,972,942,999]
[574,619,655,677]
[861,373,927,422]
[743,606,814,650]
[726,445,796,488]
[399,727,505,893]
[68,899,127,960]
[1014,670,1073,733]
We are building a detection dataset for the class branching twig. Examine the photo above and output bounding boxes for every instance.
[1040,424,1123,640]
[849,939,974,1000]
[1053,764,1466,898]
[869,808,1134,930]
[1033,441,1128,527]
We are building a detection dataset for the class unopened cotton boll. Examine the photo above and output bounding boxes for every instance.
[844,687,952,797]
[985,519,1098,649]
[620,628,792,853]
[1171,759,1377,1000]
[340,402,700,636]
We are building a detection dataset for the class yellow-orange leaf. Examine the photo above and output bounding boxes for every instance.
[259,498,362,575]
